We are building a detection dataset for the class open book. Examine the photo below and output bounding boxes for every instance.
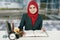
[23,30,48,37]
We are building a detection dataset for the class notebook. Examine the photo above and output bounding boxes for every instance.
[23,30,48,37]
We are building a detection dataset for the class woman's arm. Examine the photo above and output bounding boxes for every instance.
[18,14,25,31]
[40,16,46,32]
[39,15,43,30]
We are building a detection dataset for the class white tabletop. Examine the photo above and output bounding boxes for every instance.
[0,31,60,40]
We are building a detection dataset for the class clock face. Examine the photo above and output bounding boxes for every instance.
[9,33,16,40]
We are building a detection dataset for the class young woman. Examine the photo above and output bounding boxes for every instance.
[14,0,44,34]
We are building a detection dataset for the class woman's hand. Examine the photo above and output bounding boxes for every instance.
[41,28,46,32]
[14,28,20,34]
[14,28,25,36]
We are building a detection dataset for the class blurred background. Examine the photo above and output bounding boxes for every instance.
[0,0,60,31]
[0,0,60,20]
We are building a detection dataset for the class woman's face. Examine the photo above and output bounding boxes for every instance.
[29,5,37,14]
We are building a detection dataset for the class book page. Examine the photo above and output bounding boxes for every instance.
[34,30,48,37]
[23,30,34,37]
[23,30,48,37]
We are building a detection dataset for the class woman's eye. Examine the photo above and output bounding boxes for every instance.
[30,7,32,9]
[33,7,35,9]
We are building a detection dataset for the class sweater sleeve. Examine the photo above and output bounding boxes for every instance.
[18,14,25,31]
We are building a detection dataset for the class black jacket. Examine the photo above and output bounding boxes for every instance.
[18,14,43,31]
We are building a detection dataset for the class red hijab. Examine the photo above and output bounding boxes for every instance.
[27,0,38,26]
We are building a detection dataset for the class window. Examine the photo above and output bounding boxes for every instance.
[40,0,46,9]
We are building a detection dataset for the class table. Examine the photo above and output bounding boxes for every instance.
[0,31,60,40]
